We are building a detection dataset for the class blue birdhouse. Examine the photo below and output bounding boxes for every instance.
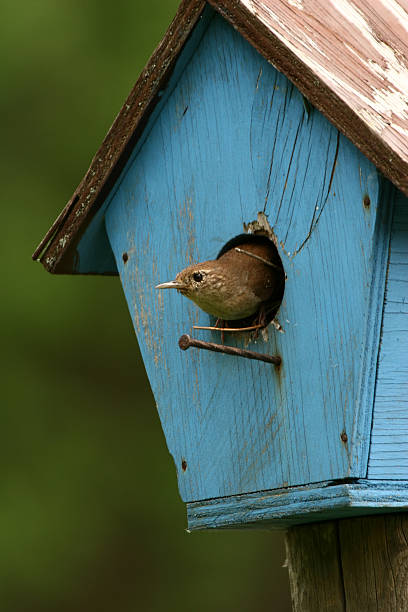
[34,0,408,530]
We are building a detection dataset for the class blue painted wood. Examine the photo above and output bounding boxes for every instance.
[74,201,118,274]
[186,480,408,531]
[368,190,408,478]
[105,13,391,504]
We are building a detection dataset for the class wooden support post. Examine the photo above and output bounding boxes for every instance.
[285,513,408,611]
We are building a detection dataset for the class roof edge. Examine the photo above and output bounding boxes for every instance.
[35,0,408,274]
[209,0,408,196]
[33,0,206,273]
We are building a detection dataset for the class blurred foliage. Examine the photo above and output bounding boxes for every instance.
[1,1,291,610]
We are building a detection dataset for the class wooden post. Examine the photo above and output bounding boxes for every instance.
[285,513,408,611]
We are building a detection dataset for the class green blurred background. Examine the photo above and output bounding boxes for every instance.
[2,1,291,609]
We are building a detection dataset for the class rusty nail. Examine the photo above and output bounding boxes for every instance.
[181,459,187,471]
[178,334,281,366]
[122,252,129,263]
[340,431,348,443]
[363,194,371,208]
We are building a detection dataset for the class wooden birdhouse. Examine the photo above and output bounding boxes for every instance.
[34,0,408,531]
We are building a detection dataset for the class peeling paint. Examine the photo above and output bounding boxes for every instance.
[75,202,87,217]
[243,0,408,154]
[244,210,275,239]
[128,256,165,370]
[271,318,284,333]
[287,0,303,9]
[58,234,70,248]
[175,194,197,265]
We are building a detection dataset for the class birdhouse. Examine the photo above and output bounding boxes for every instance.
[34,0,408,530]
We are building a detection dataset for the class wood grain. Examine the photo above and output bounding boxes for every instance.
[186,480,408,530]
[211,0,408,196]
[340,514,408,610]
[286,521,346,611]
[105,14,391,503]
[286,514,408,611]
[368,190,408,479]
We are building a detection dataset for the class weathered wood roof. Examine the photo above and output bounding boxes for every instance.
[34,0,408,273]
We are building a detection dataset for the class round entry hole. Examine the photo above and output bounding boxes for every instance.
[215,233,285,330]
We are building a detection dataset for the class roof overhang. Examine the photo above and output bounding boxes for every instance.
[33,0,408,273]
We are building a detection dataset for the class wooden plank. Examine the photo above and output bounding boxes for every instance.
[368,191,408,479]
[339,514,408,610]
[285,521,346,611]
[210,0,408,197]
[186,480,408,530]
[105,13,391,503]
[286,513,408,611]
[73,201,117,274]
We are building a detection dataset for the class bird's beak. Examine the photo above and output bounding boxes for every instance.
[155,280,186,290]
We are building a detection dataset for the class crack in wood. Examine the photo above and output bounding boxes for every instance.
[293,130,340,255]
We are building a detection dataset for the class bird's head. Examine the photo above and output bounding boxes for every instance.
[156,263,219,297]
[155,242,283,321]
[155,262,228,317]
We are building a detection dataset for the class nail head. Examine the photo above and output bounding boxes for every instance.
[179,334,191,351]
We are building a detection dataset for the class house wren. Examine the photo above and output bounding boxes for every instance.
[156,235,284,325]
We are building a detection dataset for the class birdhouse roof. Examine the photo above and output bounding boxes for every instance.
[34,0,408,273]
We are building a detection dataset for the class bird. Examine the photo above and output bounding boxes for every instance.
[155,235,284,330]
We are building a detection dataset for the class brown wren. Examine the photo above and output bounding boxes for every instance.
[156,235,284,328]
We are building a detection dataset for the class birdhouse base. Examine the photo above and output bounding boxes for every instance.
[187,480,408,531]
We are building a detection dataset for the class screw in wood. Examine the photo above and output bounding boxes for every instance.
[178,334,281,366]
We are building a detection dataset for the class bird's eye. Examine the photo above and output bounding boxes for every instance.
[193,272,203,282]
